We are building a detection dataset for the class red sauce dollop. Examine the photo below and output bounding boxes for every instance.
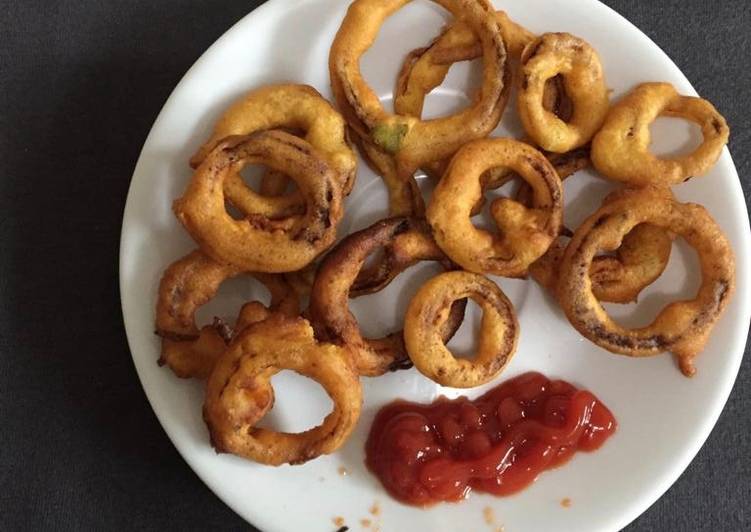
[365,372,616,506]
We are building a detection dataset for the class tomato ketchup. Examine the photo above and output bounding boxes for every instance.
[365,372,616,506]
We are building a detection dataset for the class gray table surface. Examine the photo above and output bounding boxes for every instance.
[1,1,749,530]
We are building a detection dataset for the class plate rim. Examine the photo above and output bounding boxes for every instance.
[119,1,751,531]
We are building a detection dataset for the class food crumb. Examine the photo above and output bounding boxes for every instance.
[483,506,504,531]
[360,518,371,527]
[332,516,346,528]
[338,466,349,476]
[335,527,349,532]
[369,502,381,516]
[561,497,572,508]
[483,507,495,525]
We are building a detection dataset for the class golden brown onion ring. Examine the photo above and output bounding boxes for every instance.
[530,223,674,304]
[308,217,466,376]
[404,271,519,388]
[591,82,729,186]
[351,219,451,297]
[519,157,674,304]
[155,250,299,379]
[204,315,361,465]
[393,10,525,125]
[191,84,356,214]
[477,143,589,217]
[427,138,563,277]
[174,131,344,273]
[393,15,568,186]
[517,33,609,153]
[557,187,735,377]
[329,0,508,175]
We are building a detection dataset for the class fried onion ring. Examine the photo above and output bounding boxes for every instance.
[521,162,674,304]
[530,223,674,304]
[191,84,356,215]
[478,143,589,216]
[517,33,609,153]
[393,16,570,185]
[427,138,563,277]
[393,10,523,125]
[308,217,466,376]
[155,250,299,379]
[351,220,451,297]
[329,0,508,174]
[404,271,519,388]
[591,82,730,186]
[557,187,735,377]
[204,315,361,465]
[174,131,343,273]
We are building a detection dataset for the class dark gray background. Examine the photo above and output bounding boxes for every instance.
[1,1,748,530]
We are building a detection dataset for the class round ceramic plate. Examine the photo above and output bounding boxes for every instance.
[120,1,751,530]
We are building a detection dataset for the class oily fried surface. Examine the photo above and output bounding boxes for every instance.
[427,138,563,277]
[329,0,508,174]
[517,33,609,153]
[155,250,300,379]
[308,217,466,377]
[557,187,735,376]
[204,315,362,465]
[192,83,356,199]
[174,131,344,273]
[405,271,519,388]
[592,82,729,186]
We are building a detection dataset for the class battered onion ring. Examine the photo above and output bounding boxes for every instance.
[393,20,566,186]
[354,133,425,216]
[393,10,522,126]
[395,49,512,183]
[155,250,299,379]
[308,217,466,376]
[557,187,735,377]
[530,223,673,304]
[591,82,730,186]
[517,33,609,153]
[520,160,674,304]
[427,138,563,277]
[191,84,356,217]
[352,220,451,297]
[204,315,361,465]
[404,271,518,388]
[477,143,589,216]
[174,131,343,273]
[329,0,508,174]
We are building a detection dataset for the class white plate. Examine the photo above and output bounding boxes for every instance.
[120,1,751,531]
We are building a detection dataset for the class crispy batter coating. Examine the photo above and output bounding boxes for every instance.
[204,315,361,465]
[404,271,519,388]
[155,250,299,379]
[530,224,673,304]
[517,33,609,153]
[191,84,356,218]
[308,217,466,376]
[352,222,450,297]
[174,131,344,272]
[557,187,735,376]
[428,138,563,277]
[329,0,508,175]
[591,82,729,186]
[522,164,675,305]
[394,10,524,125]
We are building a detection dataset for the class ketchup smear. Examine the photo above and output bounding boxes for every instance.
[365,372,616,507]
